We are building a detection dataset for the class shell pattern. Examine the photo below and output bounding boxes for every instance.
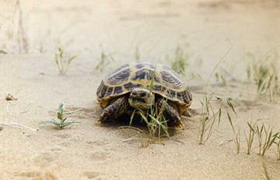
[97,62,192,109]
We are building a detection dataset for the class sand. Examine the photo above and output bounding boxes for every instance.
[1,0,280,179]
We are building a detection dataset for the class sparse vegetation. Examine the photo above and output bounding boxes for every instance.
[139,105,169,138]
[254,124,278,156]
[130,75,169,139]
[95,49,114,72]
[128,101,169,148]
[246,52,279,102]
[40,103,80,129]
[171,46,189,75]
[240,121,280,157]
[199,93,237,145]
[215,70,227,86]
[55,47,78,75]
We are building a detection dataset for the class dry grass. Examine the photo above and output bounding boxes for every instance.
[245,121,256,155]
[262,163,271,180]
[55,47,78,75]
[14,0,28,53]
[234,128,241,154]
[199,93,237,145]
[171,46,189,75]
[215,70,227,86]
[246,52,279,102]
[95,49,114,72]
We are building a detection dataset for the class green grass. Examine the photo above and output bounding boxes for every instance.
[129,73,169,144]
[40,103,80,129]
[55,47,78,75]
[128,101,169,148]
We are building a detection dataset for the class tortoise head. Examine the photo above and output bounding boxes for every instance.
[128,88,155,110]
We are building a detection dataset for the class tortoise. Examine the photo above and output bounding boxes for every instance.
[96,62,192,127]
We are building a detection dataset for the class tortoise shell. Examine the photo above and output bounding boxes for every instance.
[96,62,192,113]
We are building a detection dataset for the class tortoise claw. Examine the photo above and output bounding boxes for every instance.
[175,121,185,129]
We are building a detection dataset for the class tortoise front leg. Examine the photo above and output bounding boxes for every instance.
[99,96,129,123]
[156,98,183,128]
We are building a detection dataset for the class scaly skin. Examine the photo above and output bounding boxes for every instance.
[156,98,184,128]
[99,96,129,122]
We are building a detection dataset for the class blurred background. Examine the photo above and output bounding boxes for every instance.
[0,0,279,80]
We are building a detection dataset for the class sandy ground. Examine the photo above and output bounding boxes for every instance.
[1,0,280,179]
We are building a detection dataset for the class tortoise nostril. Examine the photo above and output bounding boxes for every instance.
[131,92,137,96]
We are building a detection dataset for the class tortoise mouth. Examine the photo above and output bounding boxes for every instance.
[128,96,152,110]
[131,97,146,103]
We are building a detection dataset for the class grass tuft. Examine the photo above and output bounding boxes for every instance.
[199,93,237,145]
[129,73,169,144]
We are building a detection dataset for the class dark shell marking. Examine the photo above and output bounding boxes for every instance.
[131,69,160,82]
[161,70,183,89]
[107,65,130,85]
[136,63,156,69]
[124,82,143,90]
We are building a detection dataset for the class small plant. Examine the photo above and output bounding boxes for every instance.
[215,70,227,86]
[40,103,80,129]
[55,47,78,75]
[256,125,278,156]
[199,93,237,145]
[246,52,279,102]
[199,94,218,145]
[95,49,114,72]
[245,122,278,156]
[171,46,189,75]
